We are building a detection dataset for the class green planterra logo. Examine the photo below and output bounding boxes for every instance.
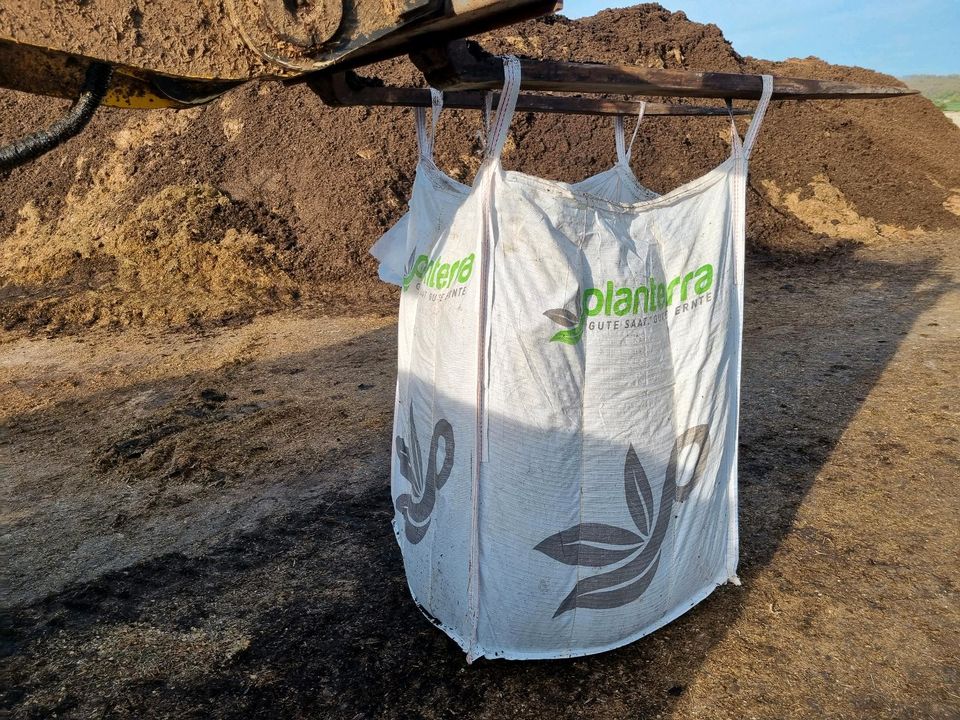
[544,263,714,345]
[403,252,475,291]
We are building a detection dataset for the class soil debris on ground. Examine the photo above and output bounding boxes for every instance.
[1,235,957,719]
[1,4,959,719]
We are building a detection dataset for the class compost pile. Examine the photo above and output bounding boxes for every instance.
[0,0,264,79]
[2,4,959,335]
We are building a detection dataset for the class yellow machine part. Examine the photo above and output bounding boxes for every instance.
[0,38,243,109]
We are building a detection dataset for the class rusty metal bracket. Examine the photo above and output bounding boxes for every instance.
[310,70,752,116]
[411,40,918,101]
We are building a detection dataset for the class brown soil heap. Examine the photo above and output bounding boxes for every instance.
[2,4,959,336]
[0,0,265,80]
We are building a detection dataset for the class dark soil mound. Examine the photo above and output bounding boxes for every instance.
[3,4,959,336]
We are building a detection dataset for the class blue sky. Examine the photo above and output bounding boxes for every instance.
[560,1,959,76]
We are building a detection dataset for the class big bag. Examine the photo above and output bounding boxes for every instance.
[386,57,773,661]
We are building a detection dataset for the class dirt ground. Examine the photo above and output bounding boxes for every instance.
[2,4,959,717]
[1,230,957,718]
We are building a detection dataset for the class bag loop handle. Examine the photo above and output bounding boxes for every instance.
[614,101,646,165]
[484,56,522,161]
[727,75,774,160]
[415,87,444,160]
[477,91,494,152]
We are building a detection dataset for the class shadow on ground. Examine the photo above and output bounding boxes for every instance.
[0,246,954,719]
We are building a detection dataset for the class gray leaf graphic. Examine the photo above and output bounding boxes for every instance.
[395,407,456,545]
[534,522,643,567]
[536,427,714,618]
[551,528,663,616]
[555,552,662,616]
[669,425,710,503]
[427,419,455,491]
[543,308,579,328]
[396,437,414,485]
[408,405,424,497]
[624,445,654,537]
[394,493,432,544]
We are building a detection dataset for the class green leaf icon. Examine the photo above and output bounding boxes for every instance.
[549,314,585,345]
[550,327,580,345]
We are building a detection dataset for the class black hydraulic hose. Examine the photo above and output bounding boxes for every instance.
[0,62,113,172]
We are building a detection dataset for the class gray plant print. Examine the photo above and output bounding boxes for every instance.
[394,404,455,544]
[544,305,585,345]
[535,426,710,617]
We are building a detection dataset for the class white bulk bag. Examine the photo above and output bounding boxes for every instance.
[379,59,772,661]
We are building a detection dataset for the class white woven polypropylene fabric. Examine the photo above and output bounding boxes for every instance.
[371,92,656,287]
[375,62,773,661]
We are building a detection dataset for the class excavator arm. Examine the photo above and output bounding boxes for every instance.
[0,0,915,171]
[0,0,561,99]
[0,0,559,168]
